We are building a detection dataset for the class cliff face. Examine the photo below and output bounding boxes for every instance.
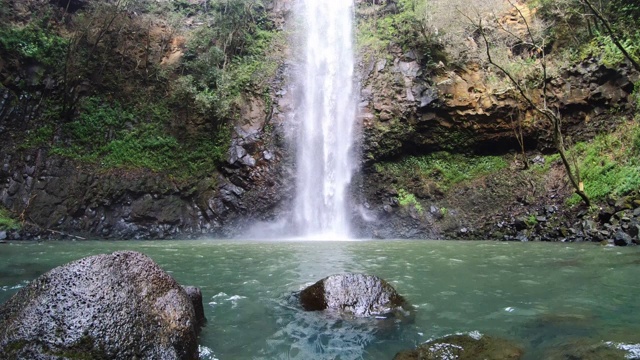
[0,0,295,239]
[349,0,639,240]
[353,38,638,240]
[1,0,638,240]
[359,51,636,161]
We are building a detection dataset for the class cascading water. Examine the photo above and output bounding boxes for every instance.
[291,0,357,239]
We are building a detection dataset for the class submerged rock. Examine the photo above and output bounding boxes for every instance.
[299,273,407,317]
[543,339,635,360]
[393,333,524,360]
[0,251,200,359]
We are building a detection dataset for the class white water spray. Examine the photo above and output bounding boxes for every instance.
[292,0,357,239]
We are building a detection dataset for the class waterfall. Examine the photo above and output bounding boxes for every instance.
[292,0,357,239]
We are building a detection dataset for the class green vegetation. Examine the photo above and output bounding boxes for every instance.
[376,152,508,192]
[0,206,20,231]
[356,0,445,63]
[175,0,284,122]
[564,120,640,205]
[534,0,640,70]
[577,34,640,68]
[525,214,538,228]
[397,188,424,214]
[49,97,229,177]
[0,24,68,66]
[356,0,508,66]
[0,0,282,177]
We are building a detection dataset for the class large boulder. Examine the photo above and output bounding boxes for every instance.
[0,251,200,359]
[394,333,524,360]
[299,273,408,317]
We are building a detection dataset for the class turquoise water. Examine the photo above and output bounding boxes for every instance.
[1,240,640,359]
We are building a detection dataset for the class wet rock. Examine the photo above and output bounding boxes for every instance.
[0,231,6,240]
[629,222,640,243]
[582,219,597,234]
[299,273,407,317]
[614,230,633,246]
[0,251,199,360]
[228,145,247,165]
[183,286,206,330]
[543,339,633,360]
[615,196,633,212]
[393,333,523,360]
[531,155,545,165]
[514,217,528,231]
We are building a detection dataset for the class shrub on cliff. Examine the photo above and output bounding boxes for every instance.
[2,0,282,174]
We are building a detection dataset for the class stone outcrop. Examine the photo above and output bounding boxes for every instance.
[0,0,295,240]
[354,6,639,240]
[299,273,408,317]
[359,50,638,162]
[393,333,524,360]
[0,143,285,239]
[0,251,201,359]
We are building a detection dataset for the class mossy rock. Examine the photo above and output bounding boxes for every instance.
[393,333,523,360]
[543,339,633,360]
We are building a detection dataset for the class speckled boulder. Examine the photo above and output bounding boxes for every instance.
[299,273,407,317]
[0,251,199,359]
[393,333,524,360]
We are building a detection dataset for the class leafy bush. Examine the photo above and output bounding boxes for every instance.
[0,207,19,231]
[175,1,280,122]
[0,25,68,66]
[63,97,136,148]
[397,188,424,214]
[51,96,230,178]
[579,34,640,68]
[525,214,538,227]
[565,121,640,205]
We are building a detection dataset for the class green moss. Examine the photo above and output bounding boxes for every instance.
[397,188,424,214]
[49,97,230,178]
[20,124,54,149]
[376,152,508,192]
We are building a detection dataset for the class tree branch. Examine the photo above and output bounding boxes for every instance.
[581,0,640,71]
